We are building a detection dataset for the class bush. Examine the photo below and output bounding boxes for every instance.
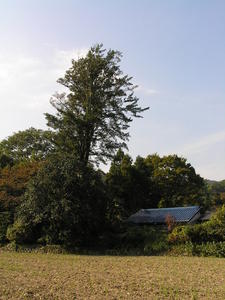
[169,242,196,256]
[0,242,68,254]
[170,242,225,257]
[6,219,33,244]
[144,239,169,255]
[195,242,225,257]
[118,226,168,255]
[168,226,189,244]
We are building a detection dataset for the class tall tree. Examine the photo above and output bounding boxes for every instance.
[45,44,148,165]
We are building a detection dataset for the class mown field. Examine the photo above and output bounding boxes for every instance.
[0,252,225,299]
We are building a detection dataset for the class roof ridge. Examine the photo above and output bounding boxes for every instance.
[143,206,200,211]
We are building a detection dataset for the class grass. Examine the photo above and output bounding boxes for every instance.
[0,252,225,299]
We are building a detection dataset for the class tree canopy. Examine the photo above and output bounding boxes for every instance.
[106,152,209,220]
[45,44,148,165]
[149,154,209,208]
[206,179,225,205]
[0,128,54,163]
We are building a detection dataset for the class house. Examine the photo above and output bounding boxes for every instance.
[127,206,202,225]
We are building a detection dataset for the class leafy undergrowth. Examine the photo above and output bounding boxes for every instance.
[0,252,225,299]
[168,241,225,257]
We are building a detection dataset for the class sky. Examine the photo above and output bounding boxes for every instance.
[0,0,225,180]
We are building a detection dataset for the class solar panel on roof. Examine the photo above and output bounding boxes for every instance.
[128,206,200,224]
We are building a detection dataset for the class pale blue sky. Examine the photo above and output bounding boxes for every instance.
[0,0,224,179]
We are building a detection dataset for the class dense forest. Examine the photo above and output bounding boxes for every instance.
[0,45,224,254]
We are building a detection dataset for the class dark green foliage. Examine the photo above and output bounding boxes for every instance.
[106,150,135,220]
[0,154,14,169]
[0,212,12,243]
[45,44,148,166]
[106,152,161,222]
[118,226,169,255]
[0,127,54,162]
[8,155,108,246]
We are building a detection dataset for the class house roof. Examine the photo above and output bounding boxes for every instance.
[127,206,201,224]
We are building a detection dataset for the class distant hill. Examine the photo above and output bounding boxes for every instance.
[205,179,225,186]
[205,179,220,186]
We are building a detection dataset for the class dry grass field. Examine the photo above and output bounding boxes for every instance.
[0,252,225,299]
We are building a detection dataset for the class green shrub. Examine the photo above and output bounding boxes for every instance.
[169,242,195,256]
[195,242,225,257]
[0,242,68,254]
[144,239,169,255]
[121,226,157,247]
[119,225,168,255]
[6,219,33,244]
[170,241,225,257]
[168,225,189,244]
